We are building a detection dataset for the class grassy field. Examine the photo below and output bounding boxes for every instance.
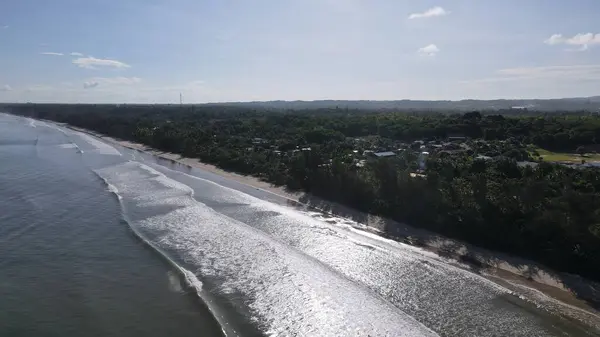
[530,147,600,163]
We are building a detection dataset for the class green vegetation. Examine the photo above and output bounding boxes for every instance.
[4,104,600,282]
[531,147,600,163]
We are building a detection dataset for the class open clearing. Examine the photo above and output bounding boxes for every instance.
[530,147,600,163]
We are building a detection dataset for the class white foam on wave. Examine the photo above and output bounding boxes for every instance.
[75,132,121,156]
[59,142,83,153]
[58,143,78,149]
[95,174,123,201]
[139,164,453,268]
[26,118,36,128]
[167,271,184,293]
[37,120,68,135]
[503,280,600,329]
[95,161,439,337]
[136,164,518,284]
[93,167,211,320]
[106,182,121,200]
[137,164,195,198]
[100,161,194,207]
[137,162,567,336]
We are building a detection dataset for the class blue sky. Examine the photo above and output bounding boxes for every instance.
[1,0,599,103]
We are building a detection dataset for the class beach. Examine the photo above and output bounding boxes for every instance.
[62,122,600,325]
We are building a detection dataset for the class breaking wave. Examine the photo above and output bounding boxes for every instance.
[92,168,234,337]
[75,132,122,156]
[94,160,439,337]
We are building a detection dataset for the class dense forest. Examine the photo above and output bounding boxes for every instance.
[4,103,600,282]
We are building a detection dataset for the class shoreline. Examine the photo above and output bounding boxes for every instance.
[60,122,600,324]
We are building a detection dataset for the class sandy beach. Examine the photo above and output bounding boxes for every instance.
[62,123,600,324]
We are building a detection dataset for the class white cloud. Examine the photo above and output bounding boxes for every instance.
[544,33,600,51]
[418,44,440,56]
[1,85,12,92]
[72,56,131,69]
[41,52,64,56]
[83,81,99,89]
[544,34,564,45]
[409,6,449,19]
[1,25,8,29]
[70,52,84,56]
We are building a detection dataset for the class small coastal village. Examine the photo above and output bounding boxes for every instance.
[252,133,600,174]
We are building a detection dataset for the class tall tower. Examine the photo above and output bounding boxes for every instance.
[180,93,183,106]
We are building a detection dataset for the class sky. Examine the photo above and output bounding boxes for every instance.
[1,0,600,103]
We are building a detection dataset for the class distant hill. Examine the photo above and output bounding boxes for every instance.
[2,97,600,112]
[206,97,600,112]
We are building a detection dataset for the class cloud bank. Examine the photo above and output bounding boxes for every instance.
[545,33,600,51]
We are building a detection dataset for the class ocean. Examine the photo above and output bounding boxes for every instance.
[0,112,598,337]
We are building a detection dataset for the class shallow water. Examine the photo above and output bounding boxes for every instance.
[0,113,598,336]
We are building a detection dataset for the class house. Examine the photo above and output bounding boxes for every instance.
[374,151,396,158]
